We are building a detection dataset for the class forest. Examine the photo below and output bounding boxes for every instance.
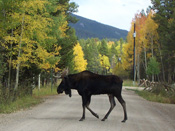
[0,0,175,105]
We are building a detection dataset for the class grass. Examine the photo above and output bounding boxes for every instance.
[33,86,57,97]
[0,85,57,113]
[123,79,138,87]
[132,89,175,104]
[123,80,174,104]
[0,96,42,113]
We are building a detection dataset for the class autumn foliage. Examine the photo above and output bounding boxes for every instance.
[73,43,87,72]
[0,0,78,101]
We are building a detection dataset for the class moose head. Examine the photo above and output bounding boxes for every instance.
[54,68,72,97]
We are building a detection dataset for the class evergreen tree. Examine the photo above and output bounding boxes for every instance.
[119,38,124,55]
[110,44,118,56]
[58,28,77,73]
[109,44,118,70]
[146,57,160,81]
[55,0,78,73]
[151,0,175,83]
[151,0,175,52]
[99,39,109,57]
[84,39,102,73]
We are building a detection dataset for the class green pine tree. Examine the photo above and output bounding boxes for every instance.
[84,39,102,73]
[151,0,175,83]
[99,39,109,57]
[146,57,160,81]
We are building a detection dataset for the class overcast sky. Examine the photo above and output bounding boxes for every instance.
[70,0,152,31]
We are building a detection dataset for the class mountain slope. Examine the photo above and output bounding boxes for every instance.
[69,14,128,40]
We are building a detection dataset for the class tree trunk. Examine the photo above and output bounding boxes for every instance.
[168,59,172,84]
[137,53,140,84]
[14,15,25,100]
[151,36,154,82]
[143,42,148,79]
[152,75,154,82]
[8,28,13,90]
[38,74,41,90]
[158,44,165,81]
[151,36,154,58]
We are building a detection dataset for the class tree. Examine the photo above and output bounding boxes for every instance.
[0,51,7,81]
[146,57,160,81]
[100,55,110,74]
[109,43,118,71]
[125,10,160,81]
[151,0,175,83]
[0,0,78,101]
[10,0,62,96]
[83,39,102,73]
[55,0,79,73]
[99,39,109,57]
[73,43,87,72]
[0,0,56,97]
[145,10,159,58]
[58,28,77,73]
[110,43,118,56]
[119,38,124,55]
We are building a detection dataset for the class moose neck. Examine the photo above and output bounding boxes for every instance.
[68,74,78,90]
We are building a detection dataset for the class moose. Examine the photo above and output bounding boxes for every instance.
[55,69,127,122]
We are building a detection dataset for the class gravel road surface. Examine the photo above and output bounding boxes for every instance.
[0,88,175,131]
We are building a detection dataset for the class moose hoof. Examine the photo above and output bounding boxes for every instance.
[101,118,106,121]
[95,114,99,119]
[101,117,107,121]
[121,119,126,123]
[79,118,85,121]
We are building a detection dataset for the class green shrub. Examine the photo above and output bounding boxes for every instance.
[134,89,175,104]
[0,85,57,113]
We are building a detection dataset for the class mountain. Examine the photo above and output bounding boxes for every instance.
[69,14,128,40]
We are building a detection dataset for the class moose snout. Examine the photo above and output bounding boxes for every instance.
[57,88,63,94]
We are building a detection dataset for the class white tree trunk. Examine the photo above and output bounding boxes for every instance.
[137,53,140,84]
[38,74,41,90]
[151,36,154,82]
[14,15,25,92]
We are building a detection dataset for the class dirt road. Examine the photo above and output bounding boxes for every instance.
[0,88,175,131]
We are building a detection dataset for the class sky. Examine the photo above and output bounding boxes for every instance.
[70,0,152,31]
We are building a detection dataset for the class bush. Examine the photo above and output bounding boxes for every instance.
[135,84,175,104]
[0,85,57,113]
[146,57,160,76]
[113,65,130,79]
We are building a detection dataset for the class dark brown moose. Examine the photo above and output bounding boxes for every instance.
[55,69,127,122]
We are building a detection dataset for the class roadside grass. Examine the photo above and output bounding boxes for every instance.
[123,79,138,87]
[0,96,41,113]
[0,85,57,113]
[128,89,175,104]
[33,86,57,97]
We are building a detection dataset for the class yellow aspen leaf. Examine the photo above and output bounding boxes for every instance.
[73,43,87,72]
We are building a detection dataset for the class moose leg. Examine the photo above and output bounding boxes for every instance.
[79,96,87,121]
[117,95,127,122]
[85,95,99,119]
[79,106,85,121]
[102,94,116,121]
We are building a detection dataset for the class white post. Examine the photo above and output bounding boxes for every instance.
[38,74,41,90]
